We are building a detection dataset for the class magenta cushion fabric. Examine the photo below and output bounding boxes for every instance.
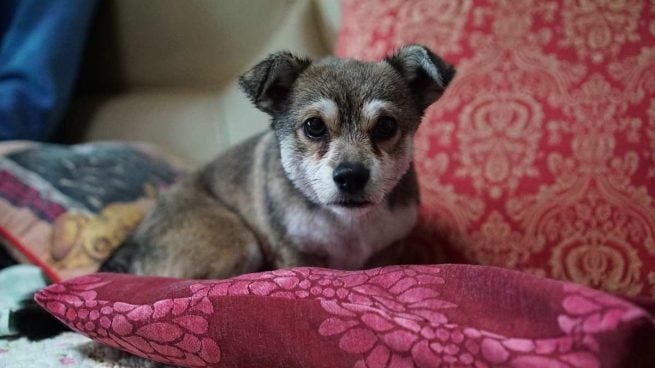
[36,265,654,367]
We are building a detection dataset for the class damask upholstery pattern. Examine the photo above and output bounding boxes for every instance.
[337,0,655,297]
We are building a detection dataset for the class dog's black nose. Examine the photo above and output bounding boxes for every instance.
[333,162,369,194]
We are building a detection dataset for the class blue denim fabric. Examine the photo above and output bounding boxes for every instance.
[0,0,97,141]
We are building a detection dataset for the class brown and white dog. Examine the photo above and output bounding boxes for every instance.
[100,44,455,279]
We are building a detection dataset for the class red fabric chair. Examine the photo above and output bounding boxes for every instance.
[338,0,655,298]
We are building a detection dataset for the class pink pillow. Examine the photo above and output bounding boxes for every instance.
[36,265,654,367]
[337,0,655,298]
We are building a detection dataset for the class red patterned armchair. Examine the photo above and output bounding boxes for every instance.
[338,0,655,298]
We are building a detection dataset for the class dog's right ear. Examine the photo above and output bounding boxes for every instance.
[239,52,312,115]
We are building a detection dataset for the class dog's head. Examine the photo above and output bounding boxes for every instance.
[240,45,455,212]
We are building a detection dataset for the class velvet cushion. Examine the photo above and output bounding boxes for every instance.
[337,0,655,298]
[35,265,655,367]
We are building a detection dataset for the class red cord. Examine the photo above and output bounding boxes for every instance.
[0,225,61,283]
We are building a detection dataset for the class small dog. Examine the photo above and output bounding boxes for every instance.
[100,44,455,279]
[17,45,454,339]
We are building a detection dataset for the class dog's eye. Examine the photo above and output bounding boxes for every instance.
[371,116,398,141]
[303,117,327,139]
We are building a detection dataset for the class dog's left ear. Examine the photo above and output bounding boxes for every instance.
[239,51,312,115]
[385,44,456,112]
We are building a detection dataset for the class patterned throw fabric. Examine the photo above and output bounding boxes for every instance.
[0,142,183,281]
[36,265,655,368]
[337,0,655,298]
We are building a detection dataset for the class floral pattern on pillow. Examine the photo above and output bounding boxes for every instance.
[36,265,655,367]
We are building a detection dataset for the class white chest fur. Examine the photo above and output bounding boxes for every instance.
[283,202,418,269]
